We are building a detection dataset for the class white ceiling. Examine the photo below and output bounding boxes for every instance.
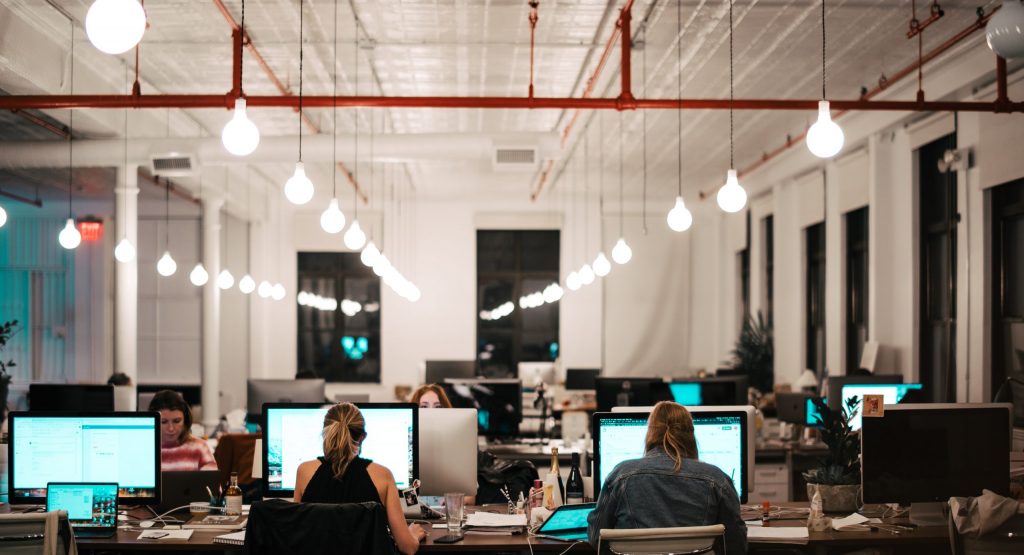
[0,0,1005,210]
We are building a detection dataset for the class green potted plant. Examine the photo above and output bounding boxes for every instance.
[728,311,773,394]
[0,320,18,426]
[803,396,861,512]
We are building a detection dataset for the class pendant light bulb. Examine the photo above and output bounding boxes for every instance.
[85,0,147,55]
[239,274,256,294]
[114,237,136,262]
[593,252,611,277]
[344,220,367,250]
[612,238,633,264]
[156,251,177,277]
[407,284,422,303]
[986,0,1024,59]
[566,271,581,291]
[717,169,748,213]
[372,255,391,277]
[806,100,844,159]
[579,264,595,285]
[667,197,693,232]
[257,280,273,298]
[360,241,380,267]
[189,263,209,286]
[217,269,235,290]
[320,198,346,234]
[271,283,286,301]
[58,218,82,250]
[284,162,315,205]
[221,98,260,156]
[0,205,7,228]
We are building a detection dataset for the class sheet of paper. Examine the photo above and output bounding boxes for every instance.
[832,513,870,530]
[747,527,809,540]
[138,529,195,541]
[465,512,527,527]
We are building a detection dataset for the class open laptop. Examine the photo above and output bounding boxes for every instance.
[535,503,596,542]
[158,471,223,514]
[46,483,118,538]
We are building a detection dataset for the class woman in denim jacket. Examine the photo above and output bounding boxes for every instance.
[587,401,747,554]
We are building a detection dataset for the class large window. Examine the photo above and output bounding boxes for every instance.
[297,253,381,382]
[846,207,869,373]
[991,177,1024,388]
[806,222,826,377]
[918,133,957,402]
[763,215,774,325]
[738,211,751,329]
[477,230,560,378]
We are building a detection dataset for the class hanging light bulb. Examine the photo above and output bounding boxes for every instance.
[189,263,209,286]
[360,241,380,267]
[239,274,256,294]
[157,251,177,277]
[593,252,611,277]
[320,198,346,234]
[407,284,421,303]
[612,238,633,264]
[372,255,391,277]
[85,0,147,55]
[566,271,581,291]
[58,218,81,250]
[667,197,693,232]
[344,220,367,250]
[284,162,315,205]
[257,280,273,298]
[579,264,595,285]
[114,237,135,263]
[0,205,7,228]
[717,169,748,213]
[217,269,235,290]
[271,283,286,301]
[986,0,1024,59]
[806,100,844,159]
[221,98,260,156]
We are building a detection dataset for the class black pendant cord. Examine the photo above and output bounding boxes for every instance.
[332,0,338,199]
[298,0,304,162]
[598,113,604,241]
[68,23,75,220]
[729,0,734,170]
[821,0,827,100]
[353,21,360,219]
[240,0,245,94]
[123,62,129,240]
[642,39,647,235]
[676,0,682,198]
[164,178,170,252]
[584,130,589,257]
[618,112,624,237]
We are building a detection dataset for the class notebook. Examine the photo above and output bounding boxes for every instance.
[46,482,118,538]
[534,503,596,542]
[213,530,246,545]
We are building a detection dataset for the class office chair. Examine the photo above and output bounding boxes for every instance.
[599,525,725,555]
[993,375,1024,428]
[948,502,1024,555]
[0,511,77,555]
[245,499,397,555]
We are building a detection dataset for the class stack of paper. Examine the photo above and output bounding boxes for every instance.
[747,526,810,544]
[463,512,527,535]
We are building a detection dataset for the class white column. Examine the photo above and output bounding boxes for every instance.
[201,195,225,429]
[114,164,139,383]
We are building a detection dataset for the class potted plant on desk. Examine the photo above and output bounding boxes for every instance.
[803,396,861,513]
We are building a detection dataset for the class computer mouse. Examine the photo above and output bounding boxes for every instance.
[117,514,129,522]
[139,520,156,528]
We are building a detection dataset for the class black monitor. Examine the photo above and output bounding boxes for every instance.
[441,379,522,438]
[861,403,1011,524]
[137,384,202,406]
[775,392,812,424]
[565,368,600,390]
[28,384,115,412]
[425,360,476,384]
[825,374,902,412]
[595,378,672,412]
[246,379,326,422]
[8,412,161,504]
[668,376,748,406]
[262,402,418,498]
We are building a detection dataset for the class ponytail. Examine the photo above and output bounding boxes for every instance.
[644,401,699,471]
[322,402,366,480]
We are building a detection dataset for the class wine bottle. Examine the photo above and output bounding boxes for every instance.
[565,452,584,504]
[549,447,566,503]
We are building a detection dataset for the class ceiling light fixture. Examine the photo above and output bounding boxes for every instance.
[222,1,260,156]
[344,16,366,251]
[257,280,273,298]
[115,66,135,262]
[321,0,347,234]
[190,172,209,286]
[611,112,632,264]
[806,0,844,159]
[284,1,314,205]
[579,131,594,285]
[60,26,81,251]
[593,113,611,277]
[239,170,256,294]
[717,0,748,214]
[986,1,1024,59]
[667,0,694,231]
[566,156,581,291]
[156,178,176,277]
[0,205,7,229]
[85,0,146,55]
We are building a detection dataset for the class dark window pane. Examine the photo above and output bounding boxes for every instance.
[477,231,517,273]
[991,177,1024,390]
[520,231,561,273]
[846,207,868,372]
[806,222,826,376]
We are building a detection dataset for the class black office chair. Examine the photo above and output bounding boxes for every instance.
[244,499,397,555]
[992,374,1024,428]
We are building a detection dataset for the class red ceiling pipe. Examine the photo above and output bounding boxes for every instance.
[10,109,70,138]
[996,55,1010,110]
[0,188,44,208]
[907,1,944,39]
[230,27,243,99]
[618,4,635,108]
[528,1,539,100]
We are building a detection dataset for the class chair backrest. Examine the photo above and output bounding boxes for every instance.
[0,511,75,555]
[949,497,1024,555]
[213,432,262,486]
[599,525,726,555]
[245,498,397,555]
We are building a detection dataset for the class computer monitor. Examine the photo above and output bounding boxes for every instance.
[668,377,748,406]
[137,392,156,412]
[28,384,115,412]
[518,362,556,390]
[775,392,812,424]
[137,384,201,406]
[594,378,672,412]
[861,403,1011,525]
[261,403,417,498]
[247,379,326,422]
[825,374,902,412]
[565,368,600,390]
[8,412,160,504]
[418,408,478,496]
[424,360,476,385]
[441,379,522,438]
[592,408,751,503]
[839,383,924,431]
[806,397,825,427]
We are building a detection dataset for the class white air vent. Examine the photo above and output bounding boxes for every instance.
[492,147,538,173]
[150,153,197,177]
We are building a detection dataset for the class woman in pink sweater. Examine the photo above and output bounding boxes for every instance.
[148,390,217,471]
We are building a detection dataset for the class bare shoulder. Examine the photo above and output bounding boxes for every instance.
[366,462,395,482]
[297,459,322,476]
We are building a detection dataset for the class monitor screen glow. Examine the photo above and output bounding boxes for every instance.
[840,383,922,431]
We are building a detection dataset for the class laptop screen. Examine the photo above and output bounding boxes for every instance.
[538,503,596,536]
[47,483,118,529]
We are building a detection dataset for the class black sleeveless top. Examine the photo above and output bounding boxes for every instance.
[301,456,382,505]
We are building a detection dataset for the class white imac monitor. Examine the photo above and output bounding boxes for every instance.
[418,408,478,496]
[518,362,556,389]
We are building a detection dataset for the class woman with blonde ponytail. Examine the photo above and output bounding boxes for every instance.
[294,403,427,554]
[586,401,746,554]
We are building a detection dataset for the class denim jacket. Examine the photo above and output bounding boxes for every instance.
[586,448,747,554]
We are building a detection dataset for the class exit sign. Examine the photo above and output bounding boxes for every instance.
[79,221,103,241]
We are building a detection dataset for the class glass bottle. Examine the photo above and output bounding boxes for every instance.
[565,452,584,504]
[224,472,243,516]
[549,447,565,502]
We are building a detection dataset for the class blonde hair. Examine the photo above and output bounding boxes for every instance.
[645,401,699,471]
[409,384,452,408]
[322,402,366,480]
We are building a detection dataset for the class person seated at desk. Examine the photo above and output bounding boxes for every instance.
[410,383,451,408]
[293,402,426,555]
[587,401,746,554]
[149,390,217,471]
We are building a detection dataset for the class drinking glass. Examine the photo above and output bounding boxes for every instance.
[444,492,465,533]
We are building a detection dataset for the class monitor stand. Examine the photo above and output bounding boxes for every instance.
[909,502,946,527]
